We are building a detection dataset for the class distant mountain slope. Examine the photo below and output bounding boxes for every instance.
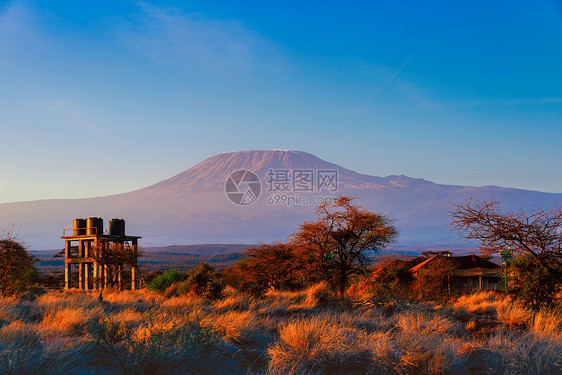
[2,150,561,249]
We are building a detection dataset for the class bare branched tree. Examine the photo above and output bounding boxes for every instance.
[450,197,562,283]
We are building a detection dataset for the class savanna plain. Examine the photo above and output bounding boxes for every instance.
[1,283,561,374]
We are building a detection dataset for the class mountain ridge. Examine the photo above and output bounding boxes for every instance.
[1,150,560,249]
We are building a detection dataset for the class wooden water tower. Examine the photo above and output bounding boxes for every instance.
[61,217,141,291]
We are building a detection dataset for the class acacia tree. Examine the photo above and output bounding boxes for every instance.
[291,196,398,295]
[233,243,303,295]
[450,197,562,284]
[0,230,37,296]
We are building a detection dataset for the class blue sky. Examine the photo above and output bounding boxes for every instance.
[1,0,561,203]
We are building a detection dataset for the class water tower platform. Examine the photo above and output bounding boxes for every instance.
[61,218,141,291]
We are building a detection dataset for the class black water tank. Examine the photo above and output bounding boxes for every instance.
[109,218,125,236]
[87,217,104,236]
[73,218,86,236]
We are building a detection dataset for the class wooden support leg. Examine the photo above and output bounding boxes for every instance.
[92,239,98,290]
[78,240,84,290]
[104,265,109,289]
[65,264,71,290]
[79,264,83,290]
[84,241,90,290]
[131,266,136,291]
[132,239,138,290]
[84,264,90,291]
[64,240,71,290]
[118,265,123,291]
[93,262,98,290]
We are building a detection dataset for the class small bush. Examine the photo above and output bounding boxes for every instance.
[372,257,415,297]
[0,239,37,296]
[141,271,164,286]
[508,254,561,310]
[165,264,225,300]
[184,263,224,299]
[147,270,188,292]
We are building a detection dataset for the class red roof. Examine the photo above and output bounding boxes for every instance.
[410,254,500,274]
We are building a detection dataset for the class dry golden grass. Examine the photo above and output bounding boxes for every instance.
[487,331,562,374]
[452,291,504,314]
[204,310,259,345]
[110,308,145,326]
[268,314,373,374]
[212,292,256,312]
[529,309,562,338]
[101,289,164,304]
[42,306,103,335]
[397,311,460,336]
[0,319,41,347]
[345,277,375,300]
[496,303,533,329]
[302,281,338,308]
[0,287,560,374]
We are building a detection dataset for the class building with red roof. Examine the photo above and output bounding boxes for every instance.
[410,254,502,291]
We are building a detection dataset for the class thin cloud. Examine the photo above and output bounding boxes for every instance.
[121,1,283,73]
[0,1,45,51]
[0,1,23,32]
